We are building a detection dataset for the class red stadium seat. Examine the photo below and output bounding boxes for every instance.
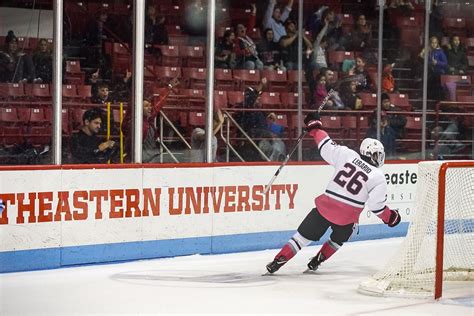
[396,16,423,28]
[328,51,355,68]
[188,111,205,127]
[77,85,92,99]
[389,93,412,111]
[61,108,70,135]
[214,68,234,90]
[259,92,281,108]
[457,95,474,102]
[180,88,205,98]
[155,66,182,80]
[214,90,228,109]
[156,45,180,66]
[273,113,288,128]
[29,126,52,146]
[62,84,77,98]
[29,108,48,124]
[26,84,50,99]
[233,69,261,89]
[0,107,20,125]
[320,115,342,138]
[280,92,301,108]
[179,46,205,68]
[6,83,25,98]
[443,18,467,36]
[399,27,422,50]
[2,126,24,147]
[182,67,207,89]
[440,75,472,86]
[71,108,86,130]
[261,69,288,92]
[359,93,378,110]
[227,91,245,107]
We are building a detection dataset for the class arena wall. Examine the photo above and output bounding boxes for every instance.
[0,162,418,273]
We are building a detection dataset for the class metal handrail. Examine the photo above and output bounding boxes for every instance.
[222,110,271,162]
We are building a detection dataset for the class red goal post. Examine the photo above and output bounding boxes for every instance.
[358,160,474,299]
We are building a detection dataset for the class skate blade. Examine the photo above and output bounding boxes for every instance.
[262,271,275,276]
[303,269,318,274]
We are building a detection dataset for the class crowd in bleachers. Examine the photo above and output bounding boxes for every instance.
[0,0,473,164]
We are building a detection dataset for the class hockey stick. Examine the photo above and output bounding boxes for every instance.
[263,89,335,194]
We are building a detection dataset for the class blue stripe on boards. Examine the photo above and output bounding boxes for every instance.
[0,223,409,273]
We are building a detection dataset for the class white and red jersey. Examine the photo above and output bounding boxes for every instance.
[309,129,389,226]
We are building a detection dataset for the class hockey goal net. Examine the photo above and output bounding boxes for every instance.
[358,161,474,299]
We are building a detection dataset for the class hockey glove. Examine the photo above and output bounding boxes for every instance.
[387,209,401,227]
[304,112,322,132]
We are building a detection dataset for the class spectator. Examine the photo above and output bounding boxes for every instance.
[279,19,313,70]
[313,73,334,109]
[91,82,112,104]
[84,9,109,69]
[235,4,263,70]
[86,68,104,96]
[112,69,133,102]
[340,80,363,110]
[320,67,337,90]
[431,114,466,159]
[418,36,448,99]
[354,57,372,92]
[381,93,407,138]
[311,19,329,70]
[215,30,237,69]
[310,8,345,51]
[71,108,118,164]
[350,14,372,52]
[122,78,180,163]
[145,5,169,48]
[261,112,287,161]
[32,39,53,84]
[366,113,397,159]
[445,35,468,75]
[382,63,396,93]
[190,108,225,162]
[0,31,35,83]
[262,0,294,43]
[388,0,415,12]
[257,28,284,70]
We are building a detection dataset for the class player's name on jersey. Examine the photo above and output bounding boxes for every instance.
[0,184,299,224]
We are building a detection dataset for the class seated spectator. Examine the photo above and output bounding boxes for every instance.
[235,4,263,70]
[71,108,118,164]
[366,113,397,159]
[122,78,179,163]
[257,28,284,70]
[353,56,372,92]
[190,108,224,162]
[279,19,313,70]
[0,31,35,83]
[262,0,294,43]
[32,39,53,83]
[350,14,372,52]
[215,30,237,69]
[388,0,415,12]
[145,4,168,48]
[382,63,396,93]
[313,73,334,109]
[340,80,363,110]
[445,35,468,75]
[381,93,407,138]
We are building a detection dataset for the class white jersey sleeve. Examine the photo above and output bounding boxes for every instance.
[366,173,389,213]
[318,136,354,167]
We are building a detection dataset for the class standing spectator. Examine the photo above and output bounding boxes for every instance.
[382,63,396,93]
[350,14,373,52]
[311,19,329,70]
[418,36,448,99]
[257,28,284,70]
[71,108,117,164]
[122,78,180,163]
[235,4,263,70]
[190,108,225,162]
[32,39,53,83]
[0,31,35,83]
[85,9,109,69]
[381,93,407,138]
[366,113,397,159]
[311,8,345,52]
[215,30,237,69]
[262,112,287,161]
[279,19,313,70]
[262,0,294,43]
[145,5,168,48]
[91,82,112,104]
[445,35,468,75]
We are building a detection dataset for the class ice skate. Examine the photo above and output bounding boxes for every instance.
[264,256,287,274]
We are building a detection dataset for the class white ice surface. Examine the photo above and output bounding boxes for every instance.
[0,238,473,315]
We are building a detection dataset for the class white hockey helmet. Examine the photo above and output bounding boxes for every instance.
[360,138,385,167]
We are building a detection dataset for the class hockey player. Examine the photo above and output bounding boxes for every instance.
[266,112,401,274]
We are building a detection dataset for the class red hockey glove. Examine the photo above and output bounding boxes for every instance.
[304,112,322,132]
[387,209,401,227]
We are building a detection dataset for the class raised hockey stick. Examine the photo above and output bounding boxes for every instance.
[263,89,335,194]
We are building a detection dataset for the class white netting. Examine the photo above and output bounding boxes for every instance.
[358,161,474,298]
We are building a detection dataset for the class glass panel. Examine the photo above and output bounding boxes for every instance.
[65,0,131,164]
[426,1,473,160]
[0,1,54,165]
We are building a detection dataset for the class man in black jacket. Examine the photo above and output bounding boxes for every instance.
[71,108,117,164]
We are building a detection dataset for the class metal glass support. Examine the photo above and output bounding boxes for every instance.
[52,0,63,164]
